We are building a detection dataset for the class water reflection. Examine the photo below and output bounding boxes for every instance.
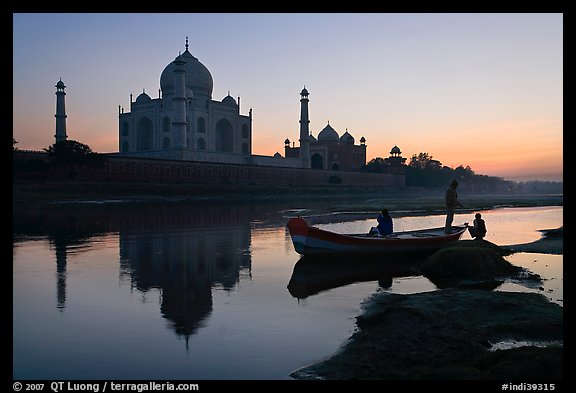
[288,255,424,299]
[51,234,95,311]
[54,239,66,310]
[119,227,251,340]
[13,202,281,341]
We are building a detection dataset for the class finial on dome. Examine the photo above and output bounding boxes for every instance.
[185,36,189,51]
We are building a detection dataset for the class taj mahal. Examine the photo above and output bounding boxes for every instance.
[45,39,406,187]
[113,38,400,172]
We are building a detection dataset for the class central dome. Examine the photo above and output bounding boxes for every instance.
[160,49,213,98]
[318,123,339,141]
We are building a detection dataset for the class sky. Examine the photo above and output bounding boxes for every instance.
[12,13,563,182]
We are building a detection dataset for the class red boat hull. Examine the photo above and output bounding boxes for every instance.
[287,217,467,256]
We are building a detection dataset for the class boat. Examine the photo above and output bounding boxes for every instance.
[286,217,468,256]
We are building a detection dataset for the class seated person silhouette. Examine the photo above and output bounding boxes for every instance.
[468,213,487,239]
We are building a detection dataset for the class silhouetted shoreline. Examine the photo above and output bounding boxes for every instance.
[12,179,563,208]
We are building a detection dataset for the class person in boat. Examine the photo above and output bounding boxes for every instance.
[468,212,487,239]
[444,180,463,234]
[369,208,393,236]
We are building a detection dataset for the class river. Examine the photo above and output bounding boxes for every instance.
[12,200,562,380]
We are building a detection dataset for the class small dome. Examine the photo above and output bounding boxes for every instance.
[135,92,152,103]
[309,133,317,142]
[340,130,355,144]
[390,145,402,154]
[56,79,65,88]
[222,94,237,106]
[300,87,309,96]
[273,152,282,158]
[318,123,339,141]
[284,138,291,145]
[360,136,366,144]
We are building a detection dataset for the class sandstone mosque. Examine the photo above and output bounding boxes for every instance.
[45,38,406,187]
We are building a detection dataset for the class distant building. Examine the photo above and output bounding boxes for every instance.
[283,87,368,171]
[385,145,407,174]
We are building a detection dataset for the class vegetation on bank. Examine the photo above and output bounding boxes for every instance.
[363,152,562,193]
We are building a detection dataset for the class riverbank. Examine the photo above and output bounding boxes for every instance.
[503,227,563,255]
[291,290,563,380]
[290,230,563,380]
[12,179,563,210]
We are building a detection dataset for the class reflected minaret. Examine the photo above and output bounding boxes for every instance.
[299,86,310,168]
[54,79,68,143]
[54,240,67,310]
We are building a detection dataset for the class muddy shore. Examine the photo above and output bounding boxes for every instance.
[290,230,563,380]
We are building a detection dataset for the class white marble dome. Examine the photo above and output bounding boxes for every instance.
[160,49,213,98]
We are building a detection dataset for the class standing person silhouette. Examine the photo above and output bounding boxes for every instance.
[444,180,463,234]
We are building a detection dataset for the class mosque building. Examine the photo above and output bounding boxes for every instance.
[284,87,367,171]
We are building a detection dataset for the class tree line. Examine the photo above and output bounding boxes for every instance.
[13,139,562,193]
[361,152,562,193]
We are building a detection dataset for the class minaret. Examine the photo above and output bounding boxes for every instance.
[172,53,187,149]
[54,78,68,143]
[299,86,310,168]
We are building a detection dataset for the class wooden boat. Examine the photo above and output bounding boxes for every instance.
[287,217,468,256]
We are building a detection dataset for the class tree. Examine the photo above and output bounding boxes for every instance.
[13,138,18,150]
[43,140,103,167]
[361,157,390,173]
[408,152,442,170]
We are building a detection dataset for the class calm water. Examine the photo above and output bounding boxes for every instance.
[12,202,563,380]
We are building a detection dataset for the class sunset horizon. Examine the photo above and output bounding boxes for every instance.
[13,13,563,183]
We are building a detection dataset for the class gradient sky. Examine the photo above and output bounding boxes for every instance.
[13,13,563,182]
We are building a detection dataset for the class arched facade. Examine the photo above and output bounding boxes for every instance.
[311,153,323,169]
[215,119,234,153]
[136,118,154,151]
[118,39,252,162]
[286,122,367,172]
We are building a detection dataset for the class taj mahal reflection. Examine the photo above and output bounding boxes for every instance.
[119,225,252,338]
[16,202,258,342]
